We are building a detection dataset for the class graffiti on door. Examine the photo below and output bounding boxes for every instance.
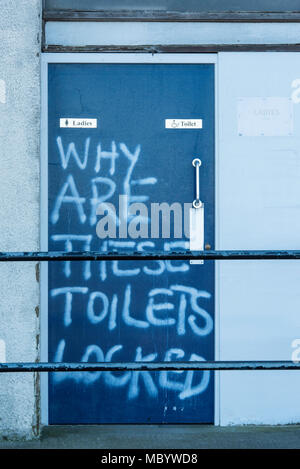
[48,63,215,423]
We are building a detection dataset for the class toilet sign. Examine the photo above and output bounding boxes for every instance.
[237,97,293,136]
[165,119,203,129]
[60,118,97,128]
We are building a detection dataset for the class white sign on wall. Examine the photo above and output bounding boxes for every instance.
[60,118,97,128]
[237,97,293,137]
[165,119,203,129]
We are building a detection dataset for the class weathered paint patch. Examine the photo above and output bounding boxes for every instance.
[0,340,6,362]
[0,79,6,104]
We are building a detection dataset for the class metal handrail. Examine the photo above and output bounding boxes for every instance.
[0,361,300,372]
[1,250,300,261]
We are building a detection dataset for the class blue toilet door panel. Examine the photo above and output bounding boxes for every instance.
[48,63,215,424]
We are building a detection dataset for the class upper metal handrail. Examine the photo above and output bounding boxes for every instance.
[0,250,300,261]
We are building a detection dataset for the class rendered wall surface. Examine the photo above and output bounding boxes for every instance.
[0,0,41,439]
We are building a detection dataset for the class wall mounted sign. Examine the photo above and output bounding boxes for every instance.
[165,119,203,129]
[237,97,293,137]
[59,118,97,128]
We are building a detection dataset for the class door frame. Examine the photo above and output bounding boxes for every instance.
[40,52,220,425]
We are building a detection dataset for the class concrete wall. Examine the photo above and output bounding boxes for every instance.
[0,0,41,439]
[218,52,300,424]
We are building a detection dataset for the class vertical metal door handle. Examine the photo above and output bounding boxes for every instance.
[192,158,202,208]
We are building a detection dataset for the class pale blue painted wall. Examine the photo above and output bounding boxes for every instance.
[218,52,300,424]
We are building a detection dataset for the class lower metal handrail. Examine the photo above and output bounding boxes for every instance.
[0,361,299,372]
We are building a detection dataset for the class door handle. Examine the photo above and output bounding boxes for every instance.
[190,157,204,264]
[192,158,202,208]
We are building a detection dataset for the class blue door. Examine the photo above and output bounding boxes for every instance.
[48,62,215,424]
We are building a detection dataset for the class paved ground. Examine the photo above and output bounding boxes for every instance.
[1,425,300,449]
